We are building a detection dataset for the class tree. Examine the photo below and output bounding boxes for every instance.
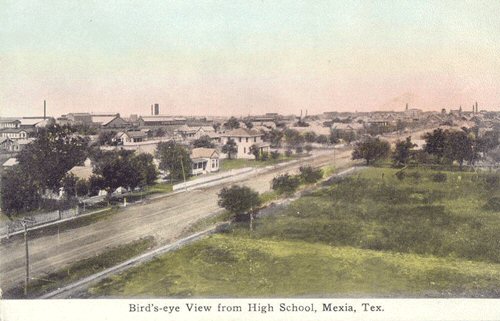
[16,124,89,192]
[263,128,283,147]
[93,150,140,191]
[212,122,221,132]
[303,131,317,143]
[444,130,474,169]
[316,134,329,144]
[156,141,191,181]
[132,153,158,187]
[423,128,447,163]
[75,179,89,197]
[304,144,313,154]
[270,150,280,160]
[192,135,215,148]
[284,128,304,148]
[88,175,105,196]
[299,166,323,184]
[61,173,78,198]
[249,144,260,160]
[392,136,416,166]
[352,137,390,165]
[1,166,41,215]
[221,138,238,159]
[272,173,300,195]
[224,116,240,130]
[97,130,117,146]
[243,119,253,129]
[218,185,261,230]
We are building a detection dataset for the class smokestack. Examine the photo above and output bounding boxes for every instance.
[154,103,159,115]
[475,102,478,113]
[151,104,154,115]
[405,103,408,111]
[43,100,46,119]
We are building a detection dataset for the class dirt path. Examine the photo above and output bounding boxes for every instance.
[0,148,354,292]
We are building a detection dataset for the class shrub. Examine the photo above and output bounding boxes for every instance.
[295,146,303,154]
[270,151,280,160]
[484,197,500,211]
[260,151,269,161]
[484,175,499,190]
[285,149,293,157]
[395,171,405,181]
[299,166,323,184]
[432,173,447,182]
[272,173,301,195]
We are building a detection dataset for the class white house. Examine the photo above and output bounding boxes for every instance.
[114,131,148,144]
[191,147,220,175]
[220,128,270,159]
[0,128,29,140]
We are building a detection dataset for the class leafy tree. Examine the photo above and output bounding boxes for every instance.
[217,185,261,230]
[423,128,447,162]
[284,128,304,148]
[224,116,240,130]
[192,135,215,148]
[295,145,303,154]
[61,173,78,198]
[132,153,158,187]
[270,150,280,160]
[392,136,416,166]
[444,130,475,169]
[75,179,89,197]
[221,138,238,159]
[88,175,105,196]
[93,150,140,191]
[263,128,284,147]
[243,119,253,129]
[1,166,41,215]
[249,144,260,160]
[316,134,329,144]
[212,122,221,132]
[352,137,390,165]
[477,131,499,155]
[156,141,191,181]
[299,166,323,184]
[303,131,317,143]
[97,130,117,146]
[272,173,300,195]
[16,124,89,192]
[304,144,313,154]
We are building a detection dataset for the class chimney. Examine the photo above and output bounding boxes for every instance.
[43,100,46,119]
[475,102,478,113]
[154,103,159,115]
[405,103,408,111]
[151,104,154,115]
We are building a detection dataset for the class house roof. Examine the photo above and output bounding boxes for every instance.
[68,165,93,180]
[0,137,13,144]
[2,158,18,167]
[140,116,186,122]
[191,147,219,159]
[0,119,21,124]
[120,131,147,138]
[220,128,262,137]
[0,128,28,133]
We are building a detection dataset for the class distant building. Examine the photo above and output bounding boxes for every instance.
[0,128,30,140]
[0,119,21,129]
[137,116,187,128]
[114,131,148,144]
[191,148,220,175]
[220,128,269,159]
[0,137,14,152]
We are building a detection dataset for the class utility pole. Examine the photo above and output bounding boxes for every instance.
[21,218,34,297]
[180,154,187,191]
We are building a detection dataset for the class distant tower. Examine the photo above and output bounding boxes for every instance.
[405,103,408,111]
[43,100,46,119]
[441,108,446,115]
[154,103,160,115]
[475,102,478,113]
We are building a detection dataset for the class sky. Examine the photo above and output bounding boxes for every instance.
[1,0,499,117]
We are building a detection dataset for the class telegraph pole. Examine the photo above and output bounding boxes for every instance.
[21,218,34,297]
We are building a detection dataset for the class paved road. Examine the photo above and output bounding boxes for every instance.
[0,148,354,292]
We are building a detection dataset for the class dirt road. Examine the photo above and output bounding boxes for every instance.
[0,148,354,292]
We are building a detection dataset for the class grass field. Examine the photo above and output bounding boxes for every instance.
[87,167,500,297]
[220,155,297,171]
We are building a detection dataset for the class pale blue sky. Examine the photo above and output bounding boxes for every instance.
[1,1,499,116]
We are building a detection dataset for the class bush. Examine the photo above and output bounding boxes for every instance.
[285,149,293,157]
[395,171,405,181]
[260,151,269,161]
[484,175,499,190]
[299,166,323,184]
[432,173,447,182]
[272,173,301,195]
[484,197,500,211]
[295,146,303,154]
[270,151,280,160]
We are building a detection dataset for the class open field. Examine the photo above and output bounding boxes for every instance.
[220,155,298,171]
[87,167,500,297]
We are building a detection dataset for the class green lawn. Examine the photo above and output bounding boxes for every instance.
[86,167,500,297]
[89,235,500,298]
[220,155,296,171]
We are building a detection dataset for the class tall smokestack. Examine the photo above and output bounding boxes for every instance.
[475,102,478,113]
[405,103,408,111]
[43,100,46,119]
[154,103,159,115]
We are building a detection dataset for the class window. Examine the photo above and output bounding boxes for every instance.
[239,137,242,142]
[254,137,257,142]
[244,147,246,153]
[246,137,248,142]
